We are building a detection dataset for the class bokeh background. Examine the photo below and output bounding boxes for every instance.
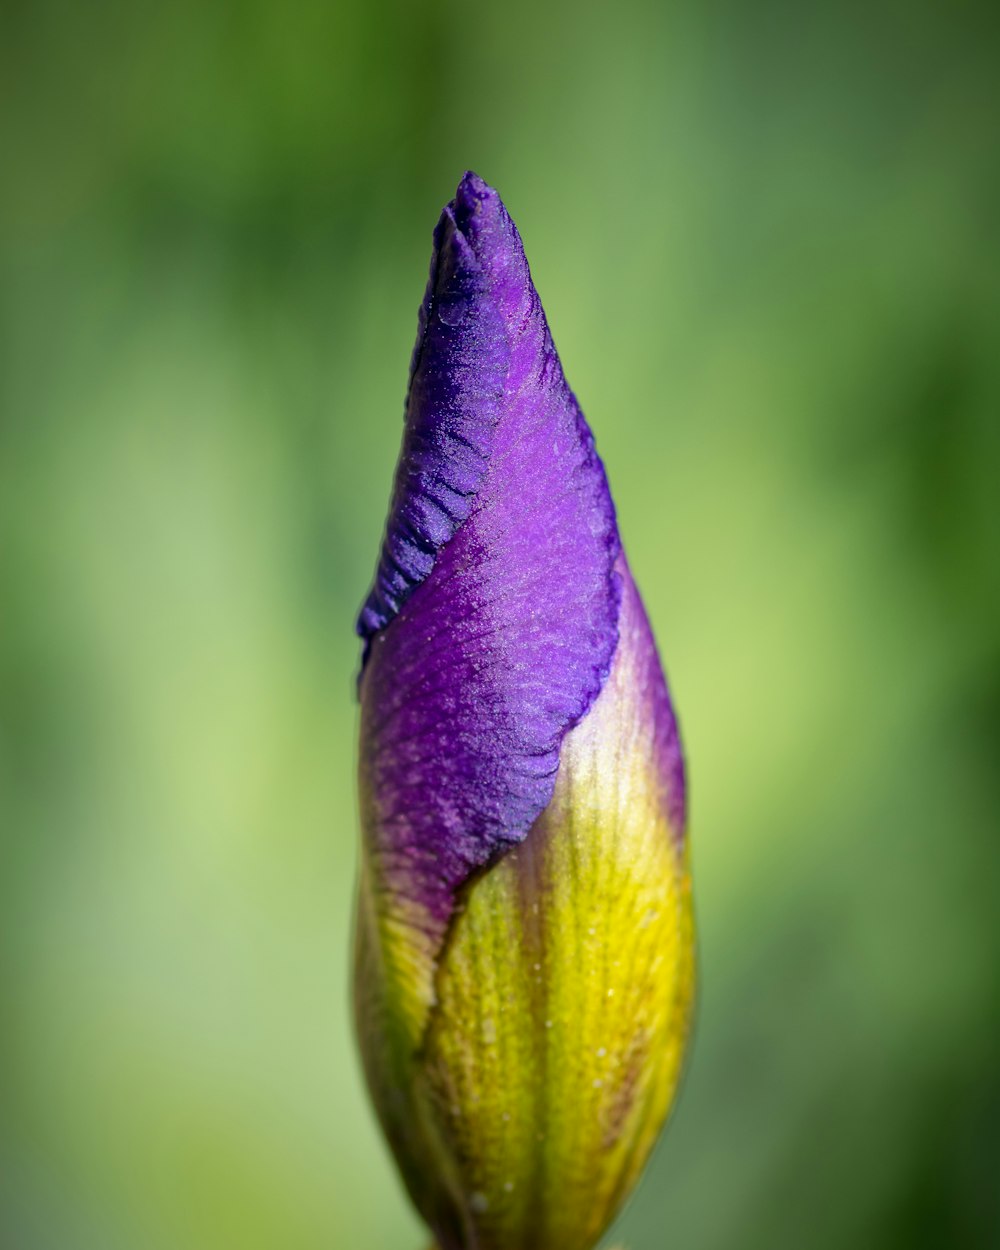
[2,1,998,1247]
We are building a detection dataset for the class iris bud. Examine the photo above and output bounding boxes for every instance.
[354,173,694,1250]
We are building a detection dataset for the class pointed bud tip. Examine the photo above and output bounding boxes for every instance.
[455,169,498,216]
[443,170,508,255]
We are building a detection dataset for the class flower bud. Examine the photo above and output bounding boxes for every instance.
[354,172,694,1250]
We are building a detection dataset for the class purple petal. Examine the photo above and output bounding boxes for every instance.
[358,172,621,950]
[616,556,687,842]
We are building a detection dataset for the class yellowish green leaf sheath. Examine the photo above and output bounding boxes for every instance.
[420,566,694,1248]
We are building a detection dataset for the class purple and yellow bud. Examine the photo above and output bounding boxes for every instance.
[354,173,694,1250]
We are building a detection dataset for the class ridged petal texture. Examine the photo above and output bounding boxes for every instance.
[355,173,693,1250]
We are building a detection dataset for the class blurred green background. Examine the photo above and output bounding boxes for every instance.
[2,1,998,1247]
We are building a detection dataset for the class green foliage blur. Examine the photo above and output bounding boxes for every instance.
[2,1,998,1247]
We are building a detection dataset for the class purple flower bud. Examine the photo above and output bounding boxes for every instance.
[354,173,693,1250]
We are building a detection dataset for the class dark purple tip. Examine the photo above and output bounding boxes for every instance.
[356,172,520,658]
